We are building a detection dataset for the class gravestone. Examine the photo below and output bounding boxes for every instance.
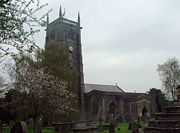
[108,113,114,123]
[144,85,180,133]
[37,120,42,133]
[109,123,115,133]
[10,121,28,133]
[132,123,141,133]
[128,121,141,133]
[116,115,123,122]
[108,113,115,133]
[98,112,104,132]
[128,122,133,130]
[21,121,28,133]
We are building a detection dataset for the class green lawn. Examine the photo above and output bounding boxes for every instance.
[2,124,52,133]
[2,124,33,133]
[92,120,110,125]
[2,121,144,133]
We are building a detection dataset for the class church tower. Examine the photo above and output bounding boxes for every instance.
[45,6,84,113]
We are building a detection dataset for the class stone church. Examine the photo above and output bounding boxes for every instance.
[45,7,156,121]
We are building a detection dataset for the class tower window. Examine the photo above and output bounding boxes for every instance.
[50,32,55,39]
[68,31,74,40]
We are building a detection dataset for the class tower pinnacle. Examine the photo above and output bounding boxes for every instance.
[78,12,80,24]
[46,13,49,29]
[59,5,62,17]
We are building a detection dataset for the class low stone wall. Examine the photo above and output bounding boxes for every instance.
[53,123,73,132]
[144,127,180,133]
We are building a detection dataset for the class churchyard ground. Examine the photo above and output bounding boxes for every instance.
[2,121,144,133]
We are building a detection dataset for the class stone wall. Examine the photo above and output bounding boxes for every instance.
[84,90,151,121]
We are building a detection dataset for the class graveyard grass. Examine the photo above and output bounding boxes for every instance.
[2,121,144,133]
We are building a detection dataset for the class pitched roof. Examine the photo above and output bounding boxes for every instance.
[84,83,124,93]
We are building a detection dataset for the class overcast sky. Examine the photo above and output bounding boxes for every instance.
[34,0,180,93]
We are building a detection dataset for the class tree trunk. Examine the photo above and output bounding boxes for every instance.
[33,118,37,133]
[0,120,2,131]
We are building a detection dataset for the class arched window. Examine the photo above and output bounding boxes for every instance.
[68,30,74,40]
[92,101,98,114]
[142,107,147,116]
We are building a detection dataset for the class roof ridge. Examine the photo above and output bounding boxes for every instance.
[116,85,124,92]
[85,83,116,86]
[84,83,124,93]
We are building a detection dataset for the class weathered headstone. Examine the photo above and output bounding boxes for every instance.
[10,122,22,133]
[98,112,104,132]
[109,123,115,133]
[10,121,28,133]
[108,113,114,123]
[37,120,42,133]
[117,115,123,122]
[144,116,149,128]
[133,123,142,133]
[20,121,28,133]
[128,121,141,133]
[128,122,133,130]
[108,113,116,133]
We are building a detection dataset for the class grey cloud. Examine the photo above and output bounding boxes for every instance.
[35,0,180,92]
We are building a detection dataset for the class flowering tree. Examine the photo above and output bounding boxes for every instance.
[8,54,76,133]
[0,76,4,88]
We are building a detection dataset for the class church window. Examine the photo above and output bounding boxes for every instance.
[62,32,66,40]
[92,101,98,114]
[68,31,74,40]
[109,102,115,114]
